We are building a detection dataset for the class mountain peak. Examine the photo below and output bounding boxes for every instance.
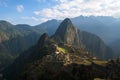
[63,18,72,24]
[52,18,77,45]
[0,20,13,26]
[60,18,73,27]
[54,18,76,34]
[37,33,49,47]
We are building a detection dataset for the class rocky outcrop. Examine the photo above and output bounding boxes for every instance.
[37,33,49,48]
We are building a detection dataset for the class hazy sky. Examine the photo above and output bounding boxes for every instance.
[0,0,120,25]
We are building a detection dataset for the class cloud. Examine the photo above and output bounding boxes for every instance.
[21,16,48,23]
[16,5,24,12]
[33,0,120,21]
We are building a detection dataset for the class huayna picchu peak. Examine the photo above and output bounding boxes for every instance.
[52,18,113,59]
[1,18,117,80]
[52,18,78,45]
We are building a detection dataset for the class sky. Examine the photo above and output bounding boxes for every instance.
[0,0,120,25]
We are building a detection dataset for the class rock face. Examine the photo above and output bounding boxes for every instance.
[52,18,79,45]
[52,18,113,59]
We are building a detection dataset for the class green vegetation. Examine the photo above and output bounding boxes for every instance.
[57,47,67,53]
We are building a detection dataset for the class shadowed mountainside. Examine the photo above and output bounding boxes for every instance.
[0,20,42,70]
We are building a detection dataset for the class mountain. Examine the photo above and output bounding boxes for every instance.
[52,18,113,59]
[17,58,120,80]
[71,16,120,44]
[35,16,119,44]
[35,19,60,35]
[0,20,42,70]
[2,18,114,80]
[52,18,80,45]
[34,16,120,57]
[1,16,119,71]
[107,18,120,39]
[71,16,110,43]
[110,39,120,57]
[0,20,42,55]
[1,33,93,80]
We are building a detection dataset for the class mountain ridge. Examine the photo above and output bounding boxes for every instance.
[0,16,116,71]
[2,18,114,80]
[0,20,42,70]
[52,18,113,59]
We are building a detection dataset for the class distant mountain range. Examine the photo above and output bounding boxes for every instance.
[36,16,120,44]
[36,16,120,57]
[2,18,114,80]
